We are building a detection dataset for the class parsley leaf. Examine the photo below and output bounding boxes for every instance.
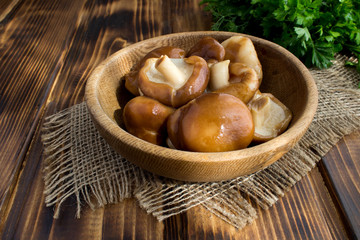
[201,0,360,73]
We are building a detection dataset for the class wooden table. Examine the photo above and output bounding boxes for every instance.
[0,0,359,239]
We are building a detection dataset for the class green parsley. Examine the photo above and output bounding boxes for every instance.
[201,0,360,72]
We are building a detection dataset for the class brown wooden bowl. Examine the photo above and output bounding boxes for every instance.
[85,31,318,182]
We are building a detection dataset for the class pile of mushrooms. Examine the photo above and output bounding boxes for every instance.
[121,36,292,152]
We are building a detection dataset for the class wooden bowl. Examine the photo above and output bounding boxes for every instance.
[85,31,318,182]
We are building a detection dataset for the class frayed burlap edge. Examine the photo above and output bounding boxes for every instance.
[41,55,360,229]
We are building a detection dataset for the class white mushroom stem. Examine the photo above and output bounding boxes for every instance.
[209,60,230,90]
[155,55,186,89]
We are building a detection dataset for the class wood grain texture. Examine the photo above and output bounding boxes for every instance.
[172,168,348,240]
[319,130,360,239]
[0,0,87,219]
[0,0,358,239]
[1,149,350,240]
[0,0,22,22]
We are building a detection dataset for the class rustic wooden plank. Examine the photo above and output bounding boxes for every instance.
[0,101,115,239]
[0,0,22,22]
[3,164,350,240]
[1,0,357,239]
[0,0,87,217]
[102,199,164,239]
[48,203,104,240]
[177,168,349,239]
[0,105,55,239]
[319,130,360,239]
[308,167,351,239]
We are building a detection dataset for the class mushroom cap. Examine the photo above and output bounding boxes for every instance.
[167,92,254,152]
[123,96,175,145]
[248,93,292,143]
[221,36,263,82]
[214,62,260,104]
[187,36,225,62]
[124,46,185,96]
[138,55,209,108]
[125,70,140,96]
[139,46,186,67]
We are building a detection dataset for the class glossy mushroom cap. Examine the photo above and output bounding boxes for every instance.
[123,96,175,145]
[139,46,186,67]
[124,70,140,96]
[138,55,209,108]
[167,92,254,152]
[187,36,225,63]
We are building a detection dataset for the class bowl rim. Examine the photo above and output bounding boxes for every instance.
[85,31,318,165]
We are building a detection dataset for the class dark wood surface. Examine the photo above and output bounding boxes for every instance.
[0,0,359,239]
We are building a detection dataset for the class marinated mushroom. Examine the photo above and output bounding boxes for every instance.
[167,93,254,152]
[248,92,292,143]
[210,62,260,104]
[125,46,185,96]
[139,46,186,67]
[187,37,225,64]
[124,71,140,96]
[123,96,175,145]
[138,55,209,108]
[221,36,263,83]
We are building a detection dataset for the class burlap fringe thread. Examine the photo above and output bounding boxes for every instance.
[42,55,360,229]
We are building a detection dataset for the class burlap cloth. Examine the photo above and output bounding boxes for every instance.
[41,55,360,229]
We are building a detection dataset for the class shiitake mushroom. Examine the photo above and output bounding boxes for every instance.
[248,91,292,143]
[123,96,174,145]
[187,36,225,63]
[138,55,209,108]
[125,46,186,96]
[167,93,254,152]
[211,62,260,104]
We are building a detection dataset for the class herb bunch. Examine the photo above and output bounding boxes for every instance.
[201,0,360,71]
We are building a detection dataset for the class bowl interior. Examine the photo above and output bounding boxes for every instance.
[86,31,317,182]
